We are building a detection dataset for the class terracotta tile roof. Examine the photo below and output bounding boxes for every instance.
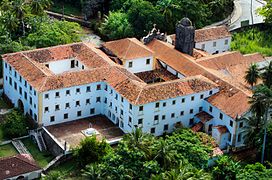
[191,122,203,132]
[169,25,231,43]
[196,111,213,123]
[147,39,251,119]
[0,154,41,179]
[213,125,229,134]
[103,38,154,61]
[2,43,216,106]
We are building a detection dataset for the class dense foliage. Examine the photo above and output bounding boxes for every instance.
[231,28,272,56]
[2,109,28,138]
[73,136,111,168]
[0,0,82,55]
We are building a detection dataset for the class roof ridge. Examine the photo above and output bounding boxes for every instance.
[124,39,132,60]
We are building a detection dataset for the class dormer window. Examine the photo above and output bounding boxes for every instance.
[128,61,133,68]
[146,59,150,65]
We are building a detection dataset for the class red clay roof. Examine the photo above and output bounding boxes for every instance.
[169,25,231,43]
[213,125,229,134]
[2,42,216,105]
[191,122,203,132]
[147,39,251,119]
[103,38,154,61]
[0,154,41,179]
[196,111,213,123]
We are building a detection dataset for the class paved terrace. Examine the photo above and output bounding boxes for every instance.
[45,116,124,149]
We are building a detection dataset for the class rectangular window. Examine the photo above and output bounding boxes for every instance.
[128,117,132,127]
[19,76,22,82]
[219,113,223,120]
[55,92,60,98]
[181,98,185,103]
[146,58,150,65]
[191,96,194,101]
[29,109,33,116]
[139,106,143,111]
[164,124,169,131]
[76,101,80,107]
[45,94,49,99]
[24,92,27,100]
[154,115,159,120]
[77,111,82,117]
[213,41,216,47]
[9,77,12,86]
[200,94,204,99]
[162,115,166,120]
[19,87,22,95]
[4,62,7,68]
[50,116,55,122]
[239,122,244,128]
[128,61,133,68]
[199,107,203,112]
[225,39,228,45]
[14,71,17,78]
[96,84,101,90]
[121,97,124,102]
[14,82,17,90]
[71,60,75,68]
[163,102,166,107]
[96,97,101,102]
[172,100,176,105]
[190,109,194,114]
[230,120,233,127]
[209,90,213,95]
[180,111,184,116]
[208,124,213,131]
[24,81,27,87]
[129,104,132,110]
[115,94,118,100]
[104,97,107,104]
[64,113,68,119]
[29,97,32,105]
[151,127,155,134]
[65,103,70,109]
[104,85,108,91]
[189,118,194,125]
[55,104,60,111]
[209,106,213,112]
[155,102,160,108]
[66,90,70,96]
[45,107,49,113]
[171,113,175,118]
[76,88,80,94]
[201,44,205,49]
[34,91,36,96]
[90,108,95,114]
[86,99,90,104]
[86,86,91,92]
[138,118,143,125]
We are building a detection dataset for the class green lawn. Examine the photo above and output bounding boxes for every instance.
[50,2,82,17]
[0,143,18,158]
[0,126,4,142]
[22,138,54,168]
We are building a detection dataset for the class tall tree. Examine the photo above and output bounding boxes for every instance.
[11,0,28,36]
[29,0,52,16]
[261,61,272,88]
[249,85,272,163]
[245,63,260,89]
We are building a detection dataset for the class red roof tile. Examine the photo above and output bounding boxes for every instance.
[0,154,41,179]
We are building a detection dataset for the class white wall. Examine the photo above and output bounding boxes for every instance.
[46,59,86,74]
[125,56,153,73]
[3,61,39,122]
[195,37,231,54]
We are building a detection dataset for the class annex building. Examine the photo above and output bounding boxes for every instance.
[2,18,269,150]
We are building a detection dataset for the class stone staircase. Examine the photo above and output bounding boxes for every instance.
[12,139,30,154]
[29,129,47,152]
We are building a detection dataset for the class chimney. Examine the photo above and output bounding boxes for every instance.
[175,18,195,56]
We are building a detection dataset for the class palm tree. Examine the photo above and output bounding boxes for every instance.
[261,61,272,89]
[82,163,105,180]
[29,0,52,16]
[249,85,272,163]
[245,63,260,89]
[11,0,28,36]
[153,140,177,169]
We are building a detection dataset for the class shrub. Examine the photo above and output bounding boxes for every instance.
[2,109,28,138]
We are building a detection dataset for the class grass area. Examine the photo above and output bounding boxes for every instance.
[231,28,272,56]
[50,1,82,17]
[0,143,18,158]
[48,158,83,179]
[22,138,54,168]
[0,126,5,142]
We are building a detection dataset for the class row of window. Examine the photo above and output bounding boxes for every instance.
[128,58,151,68]
[49,108,96,122]
[200,39,229,49]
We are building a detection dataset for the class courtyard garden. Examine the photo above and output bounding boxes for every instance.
[0,143,18,158]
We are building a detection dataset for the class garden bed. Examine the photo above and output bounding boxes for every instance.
[21,138,54,168]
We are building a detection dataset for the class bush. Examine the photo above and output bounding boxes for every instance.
[73,136,111,168]
[2,109,28,138]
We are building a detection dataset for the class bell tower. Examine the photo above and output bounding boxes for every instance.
[175,18,195,56]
